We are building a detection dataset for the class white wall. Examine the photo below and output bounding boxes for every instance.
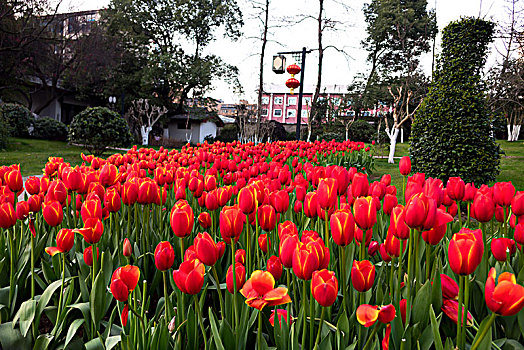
[199,121,217,143]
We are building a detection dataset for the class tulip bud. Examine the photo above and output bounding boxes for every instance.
[123,238,132,257]
[226,263,246,293]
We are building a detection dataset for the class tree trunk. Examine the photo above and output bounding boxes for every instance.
[508,124,521,141]
[311,0,324,123]
[141,125,151,145]
[345,125,349,141]
[507,124,512,141]
[256,0,270,144]
[307,127,312,142]
[387,127,400,164]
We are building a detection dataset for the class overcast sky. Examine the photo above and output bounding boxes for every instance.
[59,0,510,103]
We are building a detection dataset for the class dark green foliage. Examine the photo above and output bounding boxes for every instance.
[0,103,33,137]
[410,18,501,185]
[32,117,68,141]
[348,120,376,143]
[68,107,132,156]
[0,113,9,149]
[216,124,238,143]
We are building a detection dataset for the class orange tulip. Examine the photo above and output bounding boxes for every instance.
[317,178,338,209]
[240,270,291,310]
[0,201,16,229]
[448,228,483,275]
[226,263,246,293]
[311,269,338,307]
[353,196,377,230]
[194,232,225,266]
[330,209,355,247]
[258,204,276,232]
[292,242,320,280]
[219,205,245,244]
[356,304,396,327]
[351,260,375,292]
[42,200,63,227]
[485,267,524,316]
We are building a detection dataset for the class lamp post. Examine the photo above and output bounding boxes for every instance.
[273,47,312,140]
[108,96,116,111]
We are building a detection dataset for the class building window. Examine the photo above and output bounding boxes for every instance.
[261,96,269,104]
[286,110,296,118]
[288,97,297,106]
[332,98,341,106]
[273,109,282,117]
[302,97,311,106]
[274,97,283,105]
[301,110,308,119]
[261,109,268,116]
[178,121,191,129]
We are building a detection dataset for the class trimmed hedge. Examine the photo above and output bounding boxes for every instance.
[0,103,33,137]
[410,18,501,185]
[32,117,68,141]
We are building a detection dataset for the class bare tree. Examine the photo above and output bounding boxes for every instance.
[385,86,421,163]
[126,99,168,145]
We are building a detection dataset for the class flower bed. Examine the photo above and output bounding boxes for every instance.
[0,139,522,350]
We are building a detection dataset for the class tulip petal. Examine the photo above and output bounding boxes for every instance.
[356,304,380,327]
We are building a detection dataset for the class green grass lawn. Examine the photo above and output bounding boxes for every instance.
[369,140,524,191]
[0,138,123,175]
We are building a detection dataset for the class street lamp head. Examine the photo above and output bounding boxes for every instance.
[109,96,116,104]
[272,55,286,74]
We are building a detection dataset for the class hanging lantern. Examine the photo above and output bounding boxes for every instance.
[286,64,301,75]
[286,78,300,94]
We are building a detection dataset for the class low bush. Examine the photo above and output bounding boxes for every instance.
[69,107,132,155]
[0,103,33,137]
[32,117,68,141]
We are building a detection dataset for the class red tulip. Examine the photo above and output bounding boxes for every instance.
[441,274,459,300]
[279,233,299,268]
[270,190,290,214]
[194,232,225,266]
[269,309,293,327]
[485,268,524,316]
[238,186,257,214]
[15,201,29,220]
[399,156,411,176]
[99,164,119,187]
[81,198,102,222]
[353,196,377,230]
[5,169,22,192]
[170,200,194,238]
[25,176,41,195]
[42,200,63,227]
[45,228,75,256]
[351,260,375,292]
[385,231,405,258]
[154,241,175,271]
[389,205,410,240]
[258,233,270,254]
[317,178,338,209]
[123,238,132,257]
[75,219,103,244]
[48,179,67,204]
[83,246,99,267]
[122,182,138,206]
[330,209,355,246]
[311,269,338,307]
[351,172,369,198]
[292,242,320,280]
[219,205,245,244]
[446,177,465,201]
[226,263,246,293]
[442,299,473,326]
[421,209,453,245]
[515,223,524,245]
[235,249,246,265]
[267,255,283,281]
[383,194,398,216]
[278,221,298,239]
[463,183,477,202]
[448,228,484,275]
[404,193,434,231]
[258,204,276,232]
[493,182,515,207]
[110,265,140,302]
[239,270,291,310]
[173,258,205,295]
[491,238,516,262]
[512,191,524,217]
[471,192,495,223]
[304,192,318,218]
[104,188,122,213]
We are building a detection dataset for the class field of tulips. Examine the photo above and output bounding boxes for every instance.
[0,138,523,350]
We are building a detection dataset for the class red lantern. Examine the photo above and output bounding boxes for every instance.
[286,64,301,75]
[286,78,300,94]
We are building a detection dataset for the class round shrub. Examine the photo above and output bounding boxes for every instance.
[0,114,9,149]
[32,117,68,141]
[410,18,500,185]
[217,124,238,143]
[69,107,132,155]
[0,103,33,137]
[347,120,376,143]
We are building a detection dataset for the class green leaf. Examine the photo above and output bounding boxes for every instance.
[208,308,225,350]
[429,307,443,350]
[35,278,71,331]
[65,319,84,348]
[412,280,431,325]
[471,314,495,350]
[0,322,31,349]
[85,337,105,350]
[105,335,121,350]
[33,334,53,350]
[90,271,108,330]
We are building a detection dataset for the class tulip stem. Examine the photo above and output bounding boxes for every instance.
[470,313,496,350]
[425,244,431,281]
[212,266,225,319]
[180,237,185,262]
[231,241,239,328]
[257,309,263,350]
[313,307,325,349]
[163,271,171,323]
[340,246,348,313]
[246,214,251,275]
[324,210,330,268]
[8,227,15,306]
[414,231,421,291]
[457,275,464,349]
[405,229,414,327]
[30,233,35,300]
[362,322,380,350]
[466,203,471,227]
[397,240,404,306]
[302,280,308,349]
[309,282,315,347]
[462,276,470,349]
[56,253,66,324]
[389,257,395,303]
[193,295,208,350]
[402,175,406,205]
[457,200,462,228]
